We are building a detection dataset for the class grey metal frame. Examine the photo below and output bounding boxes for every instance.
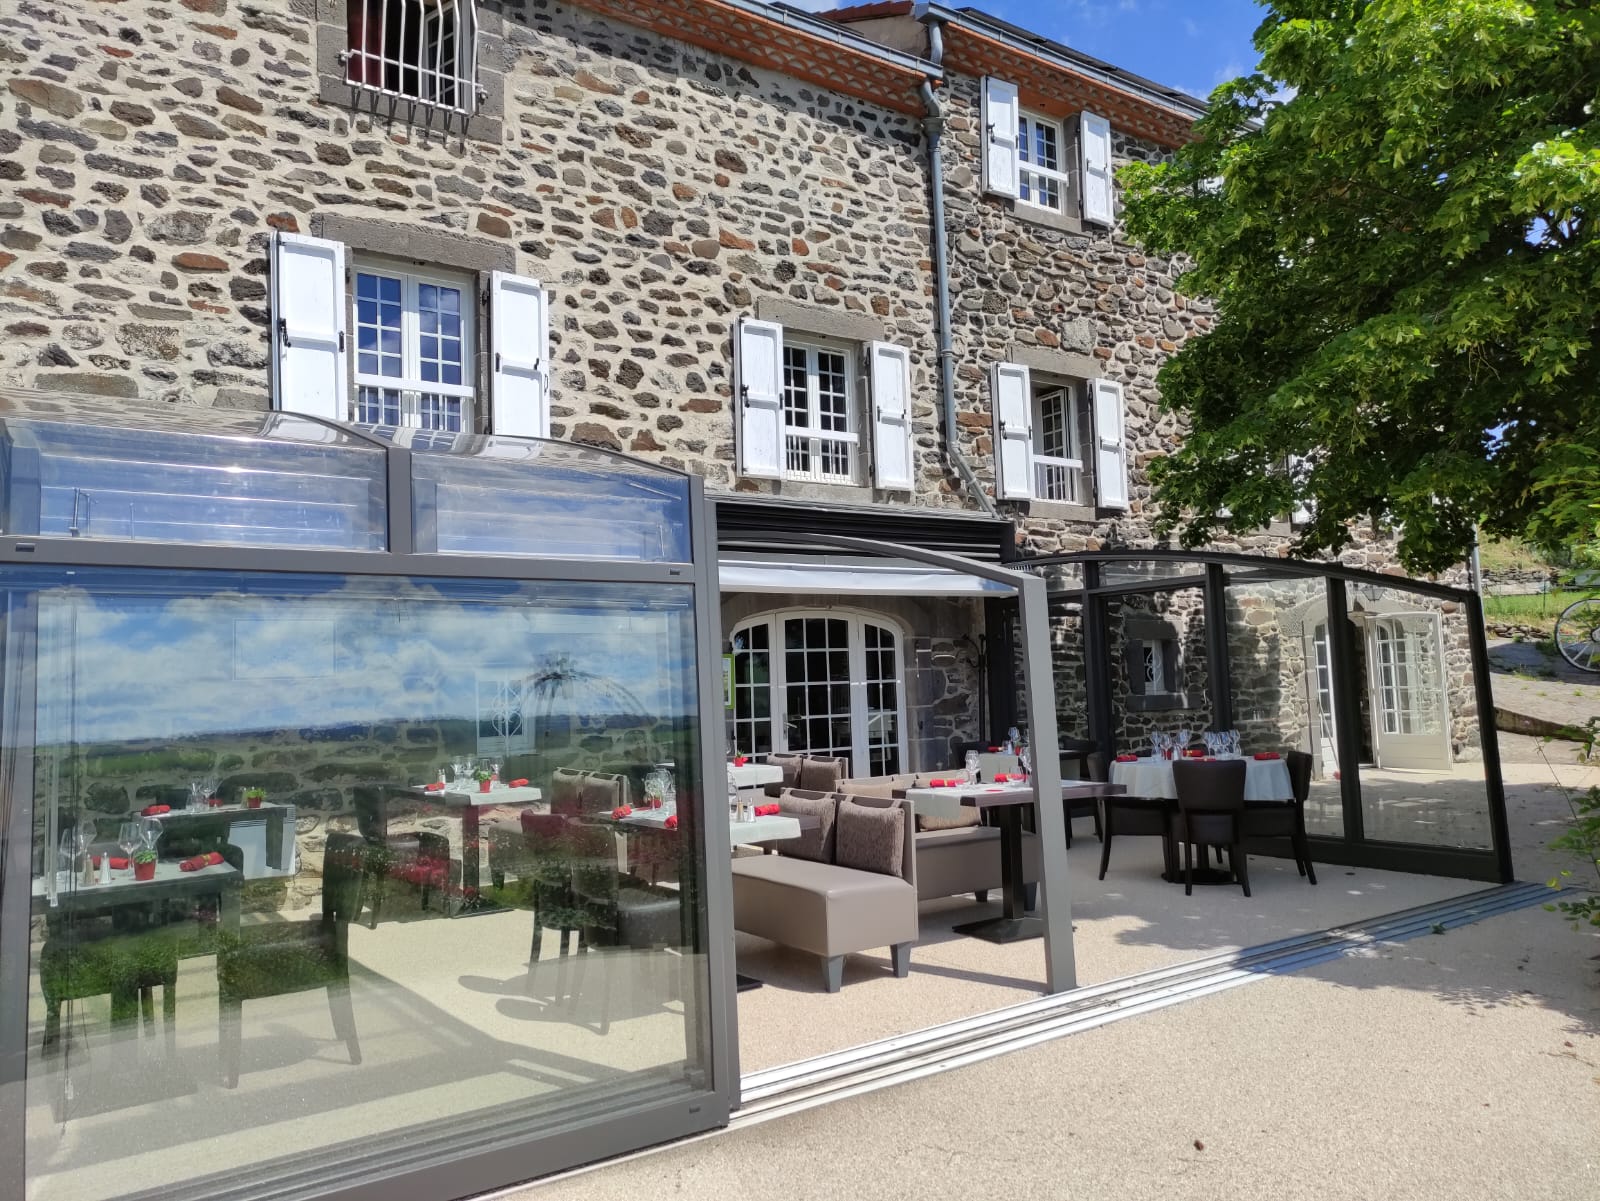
[0,420,737,1200]
[744,530,1075,993]
[1028,548,1514,883]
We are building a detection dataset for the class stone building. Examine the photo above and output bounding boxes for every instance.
[0,0,1474,773]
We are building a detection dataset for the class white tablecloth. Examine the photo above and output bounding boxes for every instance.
[728,763,783,789]
[1109,756,1293,802]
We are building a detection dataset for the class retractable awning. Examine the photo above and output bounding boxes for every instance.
[717,552,1017,596]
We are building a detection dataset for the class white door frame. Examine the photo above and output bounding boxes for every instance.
[730,608,909,777]
[1364,611,1452,770]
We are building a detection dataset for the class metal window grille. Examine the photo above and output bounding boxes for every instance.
[344,0,479,113]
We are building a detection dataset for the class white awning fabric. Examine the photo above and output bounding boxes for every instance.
[717,553,1017,597]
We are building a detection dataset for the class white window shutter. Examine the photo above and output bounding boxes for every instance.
[735,317,784,479]
[1289,454,1314,524]
[981,76,1020,199]
[868,341,914,491]
[1080,111,1114,225]
[990,361,1034,500]
[270,231,347,422]
[1092,378,1130,510]
[490,271,550,439]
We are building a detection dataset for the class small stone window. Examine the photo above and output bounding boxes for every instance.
[315,0,505,142]
[1125,617,1187,711]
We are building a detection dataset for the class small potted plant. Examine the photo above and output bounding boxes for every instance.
[474,766,493,794]
[132,847,157,881]
[245,786,265,809]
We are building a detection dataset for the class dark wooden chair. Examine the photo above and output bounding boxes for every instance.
[353,787,449,926]
[1243,750,1317,884]
[1098,760,1176,880]
[216,835,363,1087]
[1065,751,1106,849]
[566,862,684,1035]
[1172,759,1250,897]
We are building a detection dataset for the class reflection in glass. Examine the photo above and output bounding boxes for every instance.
[12,568,707,1201]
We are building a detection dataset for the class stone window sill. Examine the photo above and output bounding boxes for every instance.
[1020,499,1097,522]
[1006,201,1085,236]
[1128,693,1195,712]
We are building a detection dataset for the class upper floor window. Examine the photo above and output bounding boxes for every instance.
[1017,112,1066,215]
[781,340,858,484]
[344,0,479,112]
[982,76,1114,226]
[1032,384,1083,503]
[734,317,915,492]
[353,265,475,433]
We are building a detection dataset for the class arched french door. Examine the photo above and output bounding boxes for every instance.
[730,610,908,777]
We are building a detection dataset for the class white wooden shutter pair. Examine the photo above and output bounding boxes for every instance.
[989,363,1128,508]
[734,317,914,490]
[269,232,549,438]
[982,77,1115,227]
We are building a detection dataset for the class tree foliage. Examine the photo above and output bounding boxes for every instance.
[1121,0,1600,574]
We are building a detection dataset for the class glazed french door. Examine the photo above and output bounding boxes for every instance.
[1367,613,1451,770]
[729,611,906,776]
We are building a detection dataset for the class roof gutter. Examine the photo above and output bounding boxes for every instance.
[913,1,1209,122]
[919,47,999,520]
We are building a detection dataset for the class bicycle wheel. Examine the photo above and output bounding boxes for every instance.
[1554,597,1600,673]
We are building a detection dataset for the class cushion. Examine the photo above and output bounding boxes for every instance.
[835,800,905,878]
[916,806,982,833]
[766,753,804,789]
[799,756,846,792]
[770,789,837,863]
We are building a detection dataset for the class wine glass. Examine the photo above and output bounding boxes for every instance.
[1175,728,1191,756]
[118,821,140,877]
[964,750,980,784]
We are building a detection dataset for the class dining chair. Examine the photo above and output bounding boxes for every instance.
[216,835,363,1087]
[1065,751,1106,849]
[1172,759,1250,897]
[566,862,684,1034]
[353,787,449,927]
[1243,750,1317,884]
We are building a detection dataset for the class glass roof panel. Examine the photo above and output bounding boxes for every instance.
[0,397,387,551]
[396,430,692,563]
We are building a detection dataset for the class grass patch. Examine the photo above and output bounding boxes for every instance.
[1484,590,1591,635]
[1477,535,1558,576]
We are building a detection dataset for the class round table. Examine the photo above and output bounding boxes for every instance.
[1108,755,1293,802]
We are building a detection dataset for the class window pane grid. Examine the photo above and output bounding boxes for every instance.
[782,344,857,484]
[1018,114,1063,212]
[352,269,475,433]
[1033,387,1082,502]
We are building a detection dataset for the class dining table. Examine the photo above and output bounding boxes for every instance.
[32,858,243,930]
[903,779,1126,943]
[1108,754,1294,885]
[411,782,545,906]
[727,762,784,791]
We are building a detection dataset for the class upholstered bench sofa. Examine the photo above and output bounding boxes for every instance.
[730,791,916,993]
[836,774,1041,911]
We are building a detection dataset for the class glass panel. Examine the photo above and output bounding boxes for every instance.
[0,408,387,551]
[1098,560,1209,587]
[861,622,901,775]
[406,435,691,563]
[1346,583,1492,849]
[1223,574,1342,835]
[12,567,710,1201]
[1104,586,1213,751]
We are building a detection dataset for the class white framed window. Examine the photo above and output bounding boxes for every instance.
[780,339,859,484]
[352,263,476,433]
[475,670,533,758]
[1017,111,1067,214]
[344,0,479,112]
[1033,384,1083,502]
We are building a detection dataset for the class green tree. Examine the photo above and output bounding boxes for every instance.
[1121,0,1600,575]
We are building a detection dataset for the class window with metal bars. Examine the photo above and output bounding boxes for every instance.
[344,0,478,111]
[780,340,859,484]
[352,263,476,432]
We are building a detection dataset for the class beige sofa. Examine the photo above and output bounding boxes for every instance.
[730,791,917,993]
[838,774,1041,911]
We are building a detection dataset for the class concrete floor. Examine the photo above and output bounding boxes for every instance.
[505,733,1600,1200]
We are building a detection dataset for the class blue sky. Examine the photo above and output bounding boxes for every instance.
[798,1,1270,102]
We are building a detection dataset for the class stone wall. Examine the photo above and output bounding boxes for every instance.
[0,0,983,508]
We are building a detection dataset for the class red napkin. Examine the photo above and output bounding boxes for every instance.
[929,778,950,788]
[1114,754,1138,763]
[208,796,221,806]
[510,778,529,787]
[178,851,224,872]
[987,745,1000,752]
[424,782,445,792]
[1253,751,1281,760]
[612,805,633,819]
[141,804,171,816]
[1184,748,1205,758]
[665,815,678,830]
[92,855,131,869]
[754,803,781,817]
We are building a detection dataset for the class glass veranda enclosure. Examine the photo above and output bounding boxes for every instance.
[0,394,733,1201]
